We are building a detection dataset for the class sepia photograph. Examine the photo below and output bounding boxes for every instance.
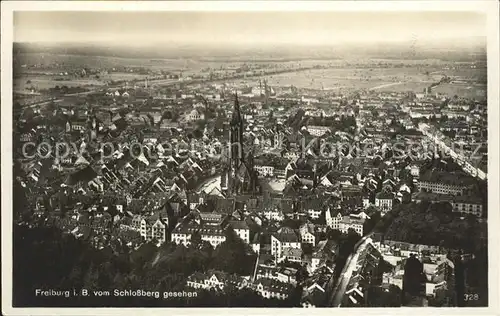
[1,1,499,314]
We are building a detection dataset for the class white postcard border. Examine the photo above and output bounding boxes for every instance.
[2,1,499,315]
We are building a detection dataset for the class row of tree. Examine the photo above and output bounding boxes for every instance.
[377,201,485,252]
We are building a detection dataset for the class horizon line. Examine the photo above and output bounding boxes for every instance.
[13,36,487,47]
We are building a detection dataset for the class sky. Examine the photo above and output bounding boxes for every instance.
[14,11,487,46]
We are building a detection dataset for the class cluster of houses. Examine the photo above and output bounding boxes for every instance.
[14,70,487,307]
[185,269,294,301]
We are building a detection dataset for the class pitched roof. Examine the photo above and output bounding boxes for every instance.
[376,191,394,200]
[282,247,302,258]
[65,165,98,186]
[273,227,299,243]
[256,278,293,294]
[229,220,250,230]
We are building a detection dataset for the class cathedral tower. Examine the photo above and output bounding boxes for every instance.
[229,93,244,172]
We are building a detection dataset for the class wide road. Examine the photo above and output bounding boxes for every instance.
[328,235,373,307]
[22,98,63,109]
[368,81,403,91]
[416,123,487,180]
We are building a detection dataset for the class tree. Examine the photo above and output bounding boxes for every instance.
[327,228,342,241]
[130,241,158,269]
[192,129,203,139]
[363,211,382,234]
[282,218,303,230]
[210,226,256,275]
[295,265,309,286]
[196,119,207,130]
[367,284,402,307]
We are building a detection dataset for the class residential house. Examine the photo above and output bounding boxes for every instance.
[301,283,327,307]
[186,270,247,290]
[409,164,420,178]
[325,208,343,230]
[185,108,205,122]
[375,191,394,212]
[310,239,338,273]
[280,247,303,263]
[302,198,324,220]
[339,215,366,236]
[307,126,330,137]
[171,221,227,248]
[417,171,472,195]
[271,227,301,261]
[138,211,169,244]
[229,220,251,244]
[299,223,316,246]
[254,278,293,300]
[251,232,261,254]
[263,208,285,222]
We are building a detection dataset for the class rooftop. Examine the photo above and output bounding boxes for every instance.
[420,170,476,187]
[413,192,482,204]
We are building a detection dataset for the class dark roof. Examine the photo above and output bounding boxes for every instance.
[301,197,326,210]
[420,170,475,187]
[376,191,394,200]
[229,220,250,230]
[255,278,293,294]
[303,284,327,306]
[65,166,98,186]
[273,227,299,243]
[215,198,235,214]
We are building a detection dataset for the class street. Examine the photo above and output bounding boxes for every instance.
[328,235,373,307]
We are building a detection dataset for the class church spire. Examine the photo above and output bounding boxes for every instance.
[224,93,259,196]
[232,93,242,125]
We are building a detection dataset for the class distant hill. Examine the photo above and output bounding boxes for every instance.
[13,37,487,62]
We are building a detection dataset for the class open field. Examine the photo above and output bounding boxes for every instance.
[14,77,104,93]
[253,67,433,92]
[16,71,151,81]
[432,83,486,100]
[254,66,486,93]
[13,72,154,93]
[16,52,481,76]
[429,67,487,82]
[15,53,194,71]
[101,73,150,81]
[14,53,295,75]
[14,53,487,95]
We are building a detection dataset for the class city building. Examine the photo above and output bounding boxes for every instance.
[413,192,483,217]
[325,209,343,230]
[375,191,394,212]
[306,125,330,137]
[171,222,227,248]
[229,220,251,244]
[339,215,366,236]
[254,278,293,300]
[271,227,301,261]
[417,180,468,195]
[185,108,205,122]
[299,223,316,246]
[186,270,247,290]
